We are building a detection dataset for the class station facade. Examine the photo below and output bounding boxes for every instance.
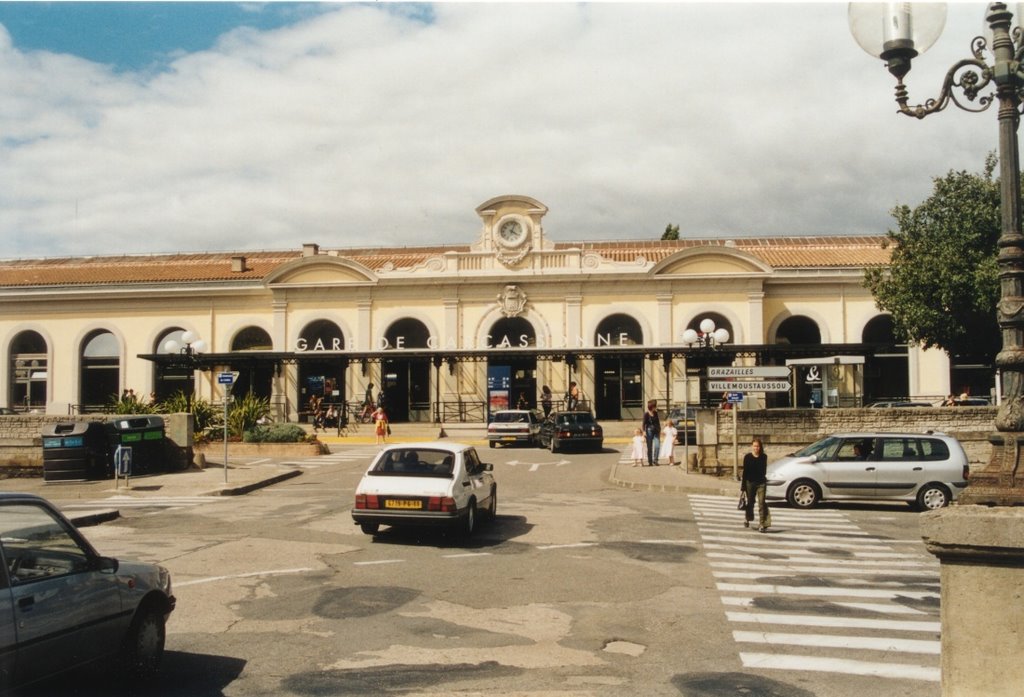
[0,195,957,423]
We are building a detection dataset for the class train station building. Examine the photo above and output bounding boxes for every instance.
[0,194,963,424]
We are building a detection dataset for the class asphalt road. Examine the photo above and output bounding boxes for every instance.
[20,443,942,697]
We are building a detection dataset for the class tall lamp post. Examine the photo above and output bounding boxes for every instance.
[851,5,1024,695]
[851,2,1024,504]
[162,330,206,412]
[683,318,731,475]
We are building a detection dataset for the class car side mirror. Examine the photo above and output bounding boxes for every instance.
[94,556,119,574]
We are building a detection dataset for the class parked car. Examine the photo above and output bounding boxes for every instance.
[765,432,969,510]
[352,442,496,537]
[487,409,543,448]
[538,411,604,453]
[0,493,175,690]
[954,397,991,406]
[867,401,931,408]
[0,407,16,415]
[668,406,697,445]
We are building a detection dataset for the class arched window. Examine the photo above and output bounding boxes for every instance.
[596,314,643,346]
[863,315,909,402]
[384,318,430,349]
[232,326,273,351]
[775,316,821,344]
[863,315,903,345]
[488,317,536,348]
[80,330,120,409]
[9,330,47,411]
[230,327,274,401]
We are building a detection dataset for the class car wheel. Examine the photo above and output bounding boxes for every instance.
[359,522,380,535]
[122,607,166,679]
[487,486,498,520]
[489,441,496,449]
[462,501,477,537]
[917,483,951,511]
[787,479,821,509]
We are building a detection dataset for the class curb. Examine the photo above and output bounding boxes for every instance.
[204,468,304,496]
[606,464,738,497]
[68,509,120,528]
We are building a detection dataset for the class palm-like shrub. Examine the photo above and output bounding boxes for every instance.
[227,393,271,437]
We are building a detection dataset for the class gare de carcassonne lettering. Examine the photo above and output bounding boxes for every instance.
[295,332,638,351]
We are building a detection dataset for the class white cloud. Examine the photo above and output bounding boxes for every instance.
[0,3,999,258]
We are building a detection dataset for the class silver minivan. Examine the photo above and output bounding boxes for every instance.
[765,432,969,510]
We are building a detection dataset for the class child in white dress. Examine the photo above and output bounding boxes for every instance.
[659,420,677,465]
[630,428,646,466]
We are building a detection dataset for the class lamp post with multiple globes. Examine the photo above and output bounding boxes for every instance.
[850,5,1024,694]
[161,330,206,413]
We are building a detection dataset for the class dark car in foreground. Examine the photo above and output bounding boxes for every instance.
[0,493,175,691]
[539,411,604,453]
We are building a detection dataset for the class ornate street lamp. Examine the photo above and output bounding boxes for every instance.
[850,2,1024,504]
[852,6,1024,695]
[682,318,731,349]
[162,330,206,411]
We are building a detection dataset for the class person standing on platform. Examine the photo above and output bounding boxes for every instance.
[641,400,661,466]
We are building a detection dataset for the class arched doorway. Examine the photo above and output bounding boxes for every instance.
[594,314,643,420]
[230,326,274,402]
[776,315,823,407]
[382,319,431,423]
[863,315,908,402]
[80,330,120,411]
[487,317,537,416]
[297,320,346,416]
[684,314,735,406]
[9,330,48,412]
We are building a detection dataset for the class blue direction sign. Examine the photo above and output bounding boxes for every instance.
[726,392,744,403]
[218,371,236,385]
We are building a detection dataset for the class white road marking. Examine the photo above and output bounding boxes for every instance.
[720,597,928,615]
[441,552,493,559]
[726,611,940,632]
[733,630,939,654]
[739,653,939,682]
[537,542,598,550]
[353,559,405,566]
[717,582,937,600]
[176,567,313,587]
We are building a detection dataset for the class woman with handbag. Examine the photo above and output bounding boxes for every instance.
[373,407,389,445]
[741,438,771,532]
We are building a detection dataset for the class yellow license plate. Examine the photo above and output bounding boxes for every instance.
[385,499,422,510]
[502,436,517,441]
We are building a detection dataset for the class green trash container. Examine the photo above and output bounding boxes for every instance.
[41,422,111,481]
[106,416,166,475]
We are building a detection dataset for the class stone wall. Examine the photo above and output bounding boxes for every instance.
[699,407,996,470]
[0,413,192,473]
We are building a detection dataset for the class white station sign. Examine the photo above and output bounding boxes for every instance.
[708,380,791,393]
[708,366,791,378]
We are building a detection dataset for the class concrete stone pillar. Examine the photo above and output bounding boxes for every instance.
[920,505,1024,696]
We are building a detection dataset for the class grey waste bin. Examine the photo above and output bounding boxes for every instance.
[106,416,166,475]
[41,422,111,481]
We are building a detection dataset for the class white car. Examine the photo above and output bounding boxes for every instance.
[487,409,543,448]
[765,432,970,510]
[352,442,496,537]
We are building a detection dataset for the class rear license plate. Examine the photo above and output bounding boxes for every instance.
[385,499,422,510]
[502,436,517,441]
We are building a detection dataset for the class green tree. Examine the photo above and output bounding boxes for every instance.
[864,155,1002,362]
[662,224,680,240]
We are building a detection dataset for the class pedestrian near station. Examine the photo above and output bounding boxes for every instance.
[641,400,661,466]
[741,437,771,532]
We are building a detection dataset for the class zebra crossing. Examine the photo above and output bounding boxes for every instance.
[59,494,231,513]
[688,494,941,684]
[287,446,381,468]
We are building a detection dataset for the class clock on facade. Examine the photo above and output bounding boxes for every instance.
[497,219,527,247]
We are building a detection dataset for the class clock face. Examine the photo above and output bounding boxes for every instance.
[498,220,526,246]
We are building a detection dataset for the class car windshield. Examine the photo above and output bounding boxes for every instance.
[369,449,456,478]
[791,436,842,459]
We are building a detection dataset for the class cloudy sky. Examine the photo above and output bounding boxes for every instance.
[0,1,998,259]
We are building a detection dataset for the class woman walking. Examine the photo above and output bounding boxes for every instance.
[373,406,389,445]
[741,437,771,532]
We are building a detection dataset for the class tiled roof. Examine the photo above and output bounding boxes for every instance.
[0,236,889,288]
